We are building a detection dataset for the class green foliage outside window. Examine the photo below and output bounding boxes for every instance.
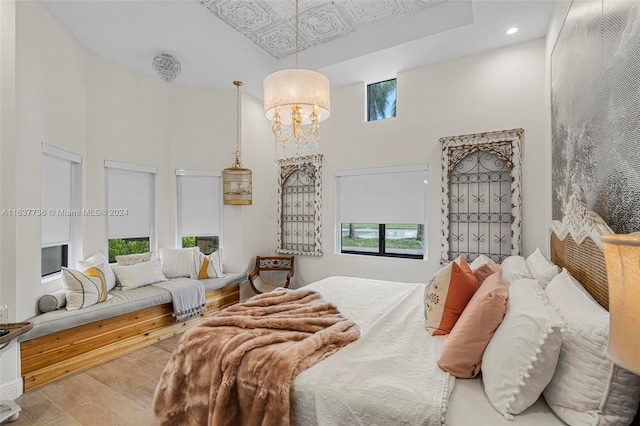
[341,223,424,251]
[108,238,150,263]
[182,236,219,255]
[182,236,196,248]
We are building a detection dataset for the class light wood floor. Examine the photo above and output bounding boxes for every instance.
[11,334,182,426]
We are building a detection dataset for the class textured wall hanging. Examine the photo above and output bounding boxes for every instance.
[276,154,323,256]
[551,0,640,233]
[440,129,523,263]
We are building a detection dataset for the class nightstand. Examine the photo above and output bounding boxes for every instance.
[0,322,33,423]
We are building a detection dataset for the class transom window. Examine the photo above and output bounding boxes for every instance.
[367,78,397,121]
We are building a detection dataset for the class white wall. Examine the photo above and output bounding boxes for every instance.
[293,38,547,286]
[0,0,19,401]
[166,85,275,299]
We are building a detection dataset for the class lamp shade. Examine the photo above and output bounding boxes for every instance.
[602,233,640,375]
[263,69,330,125]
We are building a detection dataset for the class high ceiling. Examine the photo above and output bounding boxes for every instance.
[40,0,555,99]
[202,0,447,58]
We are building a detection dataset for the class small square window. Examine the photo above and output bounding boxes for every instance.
[367,78,397,121]
[42,245,68,277]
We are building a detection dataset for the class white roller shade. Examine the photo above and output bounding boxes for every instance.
[106,166,154,239]
[42,153,72,246]
[177,173,221,236]
[337,164,427,224]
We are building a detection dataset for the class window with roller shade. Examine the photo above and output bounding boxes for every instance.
[335,164,427,259]
[176,170,222,254]
[105,161,156,263]
[41,143,82,279]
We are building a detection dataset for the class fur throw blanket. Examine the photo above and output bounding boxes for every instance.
[153,288,360,426]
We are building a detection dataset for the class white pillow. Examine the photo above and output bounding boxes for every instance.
[77,251,116,291]
[111,259,167,290]
[159,247,200,278]
[191,249,225,280]
[115,251,152,266]
[61,264,112,310]
[543,270,640,425]
[499,255,532,284]
[482,279,565,419]
[525,248,559,288]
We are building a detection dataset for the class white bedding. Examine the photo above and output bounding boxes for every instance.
[292,276,565,426]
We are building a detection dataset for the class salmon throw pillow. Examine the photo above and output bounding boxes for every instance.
[438,272,509,378]
[424,256,478,336]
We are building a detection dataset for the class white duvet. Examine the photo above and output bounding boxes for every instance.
[291,276,454,426]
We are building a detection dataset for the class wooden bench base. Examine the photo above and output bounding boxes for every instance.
[20,282,239,392]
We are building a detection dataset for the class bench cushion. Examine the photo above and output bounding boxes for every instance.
[20,273,244,341]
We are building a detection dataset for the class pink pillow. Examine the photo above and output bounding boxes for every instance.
[474,258,500,286]
[438,272,509,378]
[424,256,478,336]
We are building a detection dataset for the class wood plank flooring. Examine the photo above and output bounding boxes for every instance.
[11,334,182,426]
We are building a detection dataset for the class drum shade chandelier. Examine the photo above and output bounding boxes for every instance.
[263,0,330,161]
[222,81,252,205]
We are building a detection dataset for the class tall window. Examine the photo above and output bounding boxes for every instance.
[367,78,397,121]
[41,143,82,278]
[335,164,427,259]
[176,170,222,255]
[105,161,156,262]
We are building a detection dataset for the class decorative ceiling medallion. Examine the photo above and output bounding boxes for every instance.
[200,0,447,59]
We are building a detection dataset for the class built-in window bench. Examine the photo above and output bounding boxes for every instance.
[18,274,242,392]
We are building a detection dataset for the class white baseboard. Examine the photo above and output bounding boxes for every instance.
[0,378,23,400]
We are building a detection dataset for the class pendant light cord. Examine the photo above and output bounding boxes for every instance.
[233,80,243,167]
[295,0,299,69]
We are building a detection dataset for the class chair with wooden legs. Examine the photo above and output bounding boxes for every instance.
[247,256,294,294]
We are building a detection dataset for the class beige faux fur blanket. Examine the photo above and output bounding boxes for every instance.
[153,288,360,426]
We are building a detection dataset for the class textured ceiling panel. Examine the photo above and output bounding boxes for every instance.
[200,0,447,58]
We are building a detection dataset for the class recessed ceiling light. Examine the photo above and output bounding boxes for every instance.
[506,27,519,35]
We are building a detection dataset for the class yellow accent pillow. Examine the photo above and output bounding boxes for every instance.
[191,249,225,280]
[61,263,111,310]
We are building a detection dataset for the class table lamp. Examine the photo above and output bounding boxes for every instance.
[602,234,640,375]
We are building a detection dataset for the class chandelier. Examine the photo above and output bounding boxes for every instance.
[222,81,252,205]
[152,53,182,86]
[263,0,330,161]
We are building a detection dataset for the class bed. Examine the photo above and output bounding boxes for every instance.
[153,191,640,425]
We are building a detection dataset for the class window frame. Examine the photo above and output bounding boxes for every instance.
[340,223,424,260]
[105,160,157,261]
[41,143,82,281]
[366,78,397,122]
[335,164,428,260]
[175,169,223,251]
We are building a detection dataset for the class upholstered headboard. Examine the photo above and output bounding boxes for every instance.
[549,191,613,310]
